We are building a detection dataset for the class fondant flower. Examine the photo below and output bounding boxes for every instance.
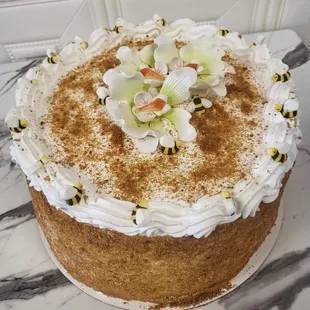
[104,67,197,152]
[103,69,144,115]
[132,92,170,122]
[178,40,234,96]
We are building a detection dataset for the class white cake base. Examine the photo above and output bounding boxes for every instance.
[39,202,283,310]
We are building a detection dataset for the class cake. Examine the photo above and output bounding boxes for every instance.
[6,15,302,308]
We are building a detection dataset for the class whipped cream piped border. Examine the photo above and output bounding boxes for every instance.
[7,16,302,238]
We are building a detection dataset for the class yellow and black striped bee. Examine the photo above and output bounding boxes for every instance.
[249,42,256,48]
[44,175,51,183]
[131,200,148,225]
[40,155,50,165]
[193,95,206,115]
[98,96,108,105]
[47,52,58,64]
[221,190,236,216]
[31,79,39,85]
[65,183,83,206]
[9,119,28,133]
[267,148,287,163]
[275,104,297,119]
[271,72,291,83]
[80,41,88,49]
[160,140,182,155]
[187,95,212,115]
[97,87,110,105]
[156,18,166,27]
[114,25,124,34]
[221,190,231,199]
[217,29,229,37]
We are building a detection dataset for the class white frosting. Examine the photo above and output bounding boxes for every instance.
[8,16,301,238]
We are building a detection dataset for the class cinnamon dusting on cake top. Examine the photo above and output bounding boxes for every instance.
[42,41,265,205]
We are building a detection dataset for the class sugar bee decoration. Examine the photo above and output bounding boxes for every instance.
[187,95,212,116]
[74,36,88,49]
[40,155,50,165]
[96,87,110,105]
[271,72,291,83]
[159,135,182,155]
[74,36,88,50]
[216,29,229,37]
[153,14,166,27]
[221,190,237,216]
[65,183,83,206]
[8,119,28,134]
[46,49,59,64]
[131,200,149,225]
[113,18,126,34]
[5,111,28,134]
[274,98,299,119]
[267,148,288,163]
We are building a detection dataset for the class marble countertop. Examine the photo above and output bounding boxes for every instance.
[0,30,309,310]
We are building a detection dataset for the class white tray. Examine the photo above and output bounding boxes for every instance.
[40,202,283,310]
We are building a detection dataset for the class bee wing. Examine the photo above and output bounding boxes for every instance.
[186,102,195,113]
[116,18,124,27]
[284,98,299,111]
[96,87,110,98]
[74,36,83,44]
[5,108,18,127]
[159,135,175,148]
[202,98,212,109]
[46,48,56,57]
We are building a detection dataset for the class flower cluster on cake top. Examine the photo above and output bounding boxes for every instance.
[97,35,234,153]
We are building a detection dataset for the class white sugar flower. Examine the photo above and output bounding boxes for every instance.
[179,40,234,96]
[132,92,170,122]
[104,67,197,153]
[139,61,168,87]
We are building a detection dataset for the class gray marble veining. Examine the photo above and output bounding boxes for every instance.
[220,248,310,310]
[0,30,309,310]
[282,43,309,70]
[0,269,69,302]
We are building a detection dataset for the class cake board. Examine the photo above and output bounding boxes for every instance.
[39,201,284,310]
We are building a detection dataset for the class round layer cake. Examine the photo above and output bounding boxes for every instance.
[6,15,301,308]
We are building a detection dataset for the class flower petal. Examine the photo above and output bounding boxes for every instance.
[140,44,156,67]
[132,107,156,122]
[155,61,168,75]
[212,80,227,97]
[154,36,179,64]
[145,80,164,88]
[134,91,153,106]
[148,87,159,97]
[104,70,144,103]
[114,102,158,138]
[169,57,184,71]
[180,40,225,75]
[135,136,159,153]
[164,108,197,141]
[154,103,171,116]
[116,46,142,75]
[105,98,119,117]
[160,67,197,106]
[190,82,210,97]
